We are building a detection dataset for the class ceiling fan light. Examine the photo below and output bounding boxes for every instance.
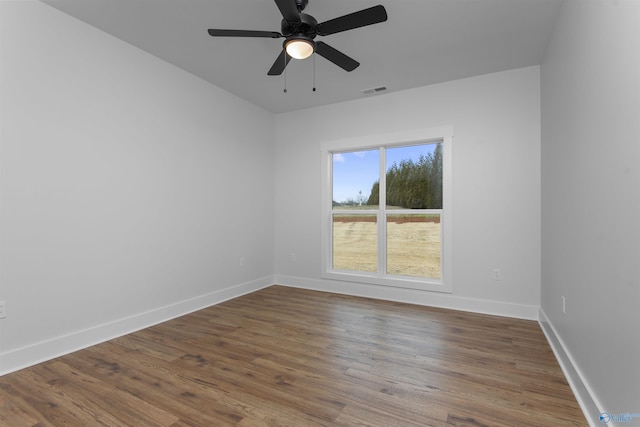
[285,38,315,59]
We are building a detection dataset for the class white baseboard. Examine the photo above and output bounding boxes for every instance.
[0,276,272,376]
[538,308,605,427]
[274,275,540,320]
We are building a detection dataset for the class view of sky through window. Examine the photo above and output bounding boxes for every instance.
[332,144,437,204]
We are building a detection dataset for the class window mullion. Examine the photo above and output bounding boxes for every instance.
[378,147,387,275]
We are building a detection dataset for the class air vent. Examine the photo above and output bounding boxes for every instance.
[361,86,387,95]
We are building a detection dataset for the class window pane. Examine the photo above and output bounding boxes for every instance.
[386,213,441,279]
[332,214,377,272]
[385,143,442,209]
[332,150,380,209]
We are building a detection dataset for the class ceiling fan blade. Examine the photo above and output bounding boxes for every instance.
[316,5,387,36]
[208,29,282,38]
[315,41,359,72]
[274,0,301,24]
[267,50,292,75]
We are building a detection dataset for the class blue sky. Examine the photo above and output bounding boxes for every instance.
[332,143,437,203]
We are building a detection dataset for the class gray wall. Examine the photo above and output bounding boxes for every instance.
[541,0,640,417]
[0,1,275,373]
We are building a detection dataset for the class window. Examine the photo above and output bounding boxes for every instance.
[321,127,452,292]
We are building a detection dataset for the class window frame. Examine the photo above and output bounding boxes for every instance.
[320,126,453,293]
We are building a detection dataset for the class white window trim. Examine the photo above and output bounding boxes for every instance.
[320,126,453,293]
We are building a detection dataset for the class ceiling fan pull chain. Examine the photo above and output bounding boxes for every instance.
[313,53,316,92]
[284,51,288,93]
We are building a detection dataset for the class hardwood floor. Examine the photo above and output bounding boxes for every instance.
[0,286,587,426]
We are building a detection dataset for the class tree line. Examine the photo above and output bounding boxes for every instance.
[367,143,442,209]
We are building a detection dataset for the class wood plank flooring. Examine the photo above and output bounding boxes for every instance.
[0,286,587,426]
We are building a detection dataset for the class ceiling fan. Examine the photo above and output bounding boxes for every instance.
[207,0,387,76]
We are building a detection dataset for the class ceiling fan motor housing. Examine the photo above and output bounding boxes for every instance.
[281,13,318,39]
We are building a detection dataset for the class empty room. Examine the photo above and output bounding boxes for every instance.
[1,0,638,426]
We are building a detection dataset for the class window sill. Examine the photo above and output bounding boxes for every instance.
[321,270,452,293]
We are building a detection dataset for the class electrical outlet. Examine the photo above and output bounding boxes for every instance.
[239,256,245,267]
[0,301,6,319]
[493,269,501,280]
[290,253,296,262]
[562,296,566,315]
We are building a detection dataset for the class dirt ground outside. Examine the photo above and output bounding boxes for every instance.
[332,218,441,278]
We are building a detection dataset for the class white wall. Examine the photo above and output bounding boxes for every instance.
[0,1,275,374]
[540,0,640,422]
[274,66,541,319]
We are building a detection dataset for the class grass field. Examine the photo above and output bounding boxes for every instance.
[332,216,441,278]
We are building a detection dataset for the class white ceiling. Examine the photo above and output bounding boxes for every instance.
[43,0,563,114]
